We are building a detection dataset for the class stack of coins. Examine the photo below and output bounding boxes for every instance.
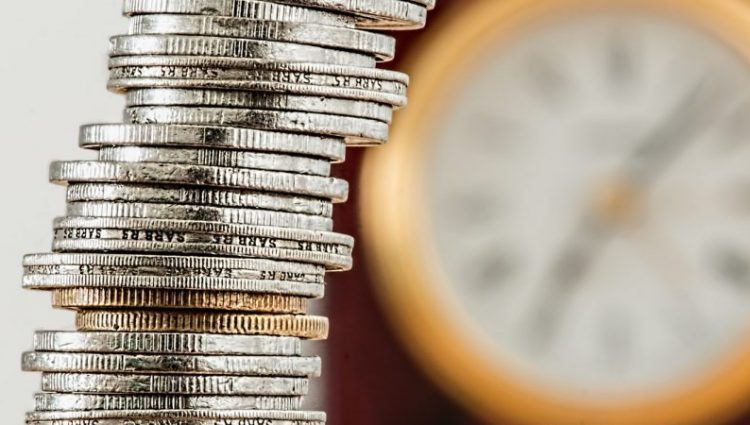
[21,1,434,424]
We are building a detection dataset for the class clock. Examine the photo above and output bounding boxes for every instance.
[360,0,750,424]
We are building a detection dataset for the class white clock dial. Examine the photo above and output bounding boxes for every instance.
[426,10,750,397]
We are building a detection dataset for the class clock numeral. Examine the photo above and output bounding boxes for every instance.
[711,245,750,288]
[471,249,519,290]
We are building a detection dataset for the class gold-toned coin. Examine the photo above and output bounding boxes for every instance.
[75,310,328,340]
[52,288,308,313]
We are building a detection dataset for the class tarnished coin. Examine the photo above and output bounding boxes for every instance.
[41,373,309,395]
[34,393,303,412]
[80,124,347,162]
[50,161,349,202]
[128,15,396,60]
[98,145,332,176]
[33,331,302,355]
[50,288,310,312]
[124,89,393,123]
[27,410,325,425]
[109,35,375,68]
[66,202,334,231]
[23,352,321,376]
[75,310,329,339]
[51,217,354,270]
[122,0,356,28]
[123,107,389,144]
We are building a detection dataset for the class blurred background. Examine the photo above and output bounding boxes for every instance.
[7,1,750,424]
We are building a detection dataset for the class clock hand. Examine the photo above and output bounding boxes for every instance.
[525,75,729,352]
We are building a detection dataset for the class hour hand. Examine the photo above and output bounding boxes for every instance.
[525,218,608,351]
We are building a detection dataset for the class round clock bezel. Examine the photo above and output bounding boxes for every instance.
[360,0,750,424]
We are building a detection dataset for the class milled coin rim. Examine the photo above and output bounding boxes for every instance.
[75,310,329,339]
[33,393,304,412]
[123,89,394,123]
[49,161,350,202]
[23,351,322,376]
[65,201,334,231]
[40,372,310,395]
[49,287,311,312]
[109,35,376,69]
[28,409,326,421]
[128,15,396,60]
[33,331,303,355]
[97,145,332,176]
[79,124,347,162]
[122,106,391,142]
[65,183,335,217]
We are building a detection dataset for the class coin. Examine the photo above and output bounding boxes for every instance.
[34,393,304,411]
[109,35,375,68]
[123,107,390,143]
[75,310,329,339]
[65,184,334,217]
[50,288,310,312]
[49,161,349,201]
[128,15,396,60]
[122,0,357,28]
[51,217,354,270]
[41,373,309,395]
[123,89,393,123]
[79,124,347,162]
[33,331,302,355]
[23,253,325,284]
[23,352,321,376]
[98,145,332,175]
[66,201,334,231]
[27,410,325,425]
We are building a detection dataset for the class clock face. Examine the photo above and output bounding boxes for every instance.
[426,9,750,397]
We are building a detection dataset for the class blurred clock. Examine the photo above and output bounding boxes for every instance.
[360,0,750,424]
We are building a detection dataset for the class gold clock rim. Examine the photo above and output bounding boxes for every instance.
[360,0,750,424]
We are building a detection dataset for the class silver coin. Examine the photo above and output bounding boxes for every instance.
[272,0,427,30]
[40,373,309,395]
[33,331,302,355]
[128,15,395,60]
[124,89,393,123]
[108,58,409,85]
[79,124,346,162]
[123,107,389,144]
[23,253,324,281]
[66,184,334,217]
[109,35,375,68]
[50,161,349,202]
[27,410,325,424]
[66,202,334,231]
[123,0,424,30]
[23,352,322,376]
[98,145,332,176]
[51,217,354,270]
[109,65,408,99]
[24,252,326,298]
[25,275,325,298]
[34,393,303,411]
[109,69,406,108]
[122,0,356,28]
